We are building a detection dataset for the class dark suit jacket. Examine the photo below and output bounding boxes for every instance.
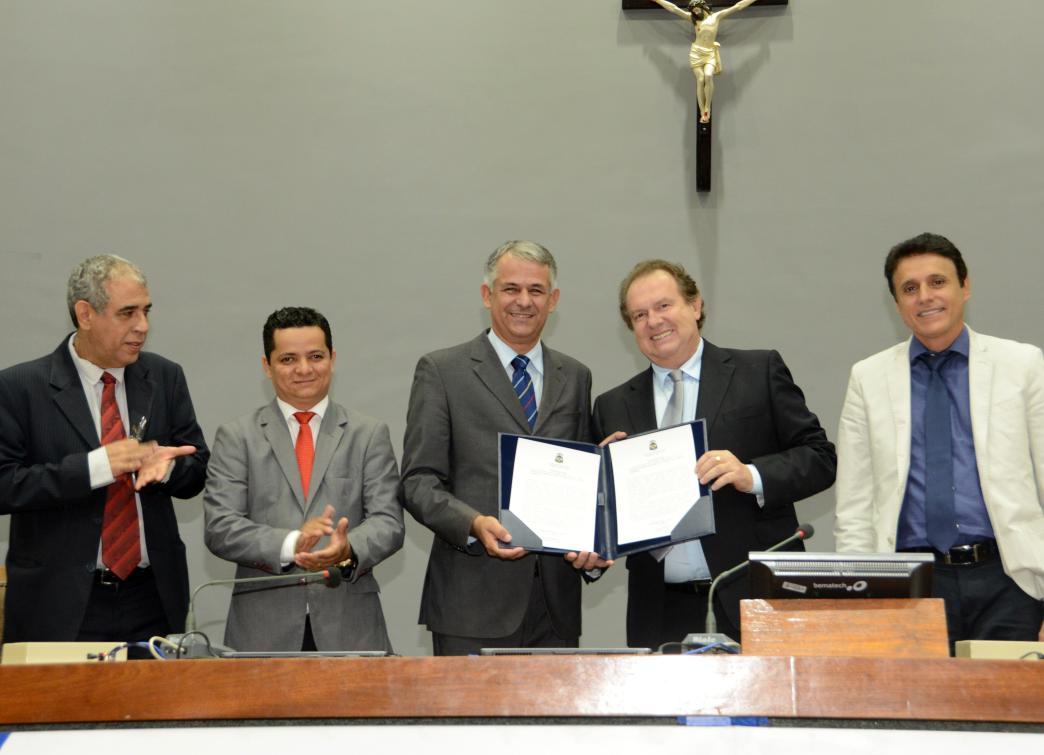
[592,341,835,646]
[0,337,209,642]
[401,332,593,640]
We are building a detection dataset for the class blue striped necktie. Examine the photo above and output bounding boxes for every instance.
[511,355,538,430]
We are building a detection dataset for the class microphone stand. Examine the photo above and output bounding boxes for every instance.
[169,568,342,658]
[682,524,814,653]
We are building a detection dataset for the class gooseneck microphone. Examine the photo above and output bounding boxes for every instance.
[184,567,343,633]
[704,523,814,636]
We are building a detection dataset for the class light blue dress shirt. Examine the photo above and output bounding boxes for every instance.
[652,340,764,582]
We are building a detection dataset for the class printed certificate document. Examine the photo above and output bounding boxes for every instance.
[498,422,715,558]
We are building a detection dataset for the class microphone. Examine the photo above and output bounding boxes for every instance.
[706,522,814,634]
[184,567,342,634]
[686,523,814,652]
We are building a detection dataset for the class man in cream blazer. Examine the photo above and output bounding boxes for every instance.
[835,233,1043,645]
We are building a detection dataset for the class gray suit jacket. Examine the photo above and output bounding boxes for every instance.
[401,332,593,639]
[203,399,404,652]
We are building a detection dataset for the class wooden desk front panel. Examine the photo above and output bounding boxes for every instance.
[0,655,1040,725]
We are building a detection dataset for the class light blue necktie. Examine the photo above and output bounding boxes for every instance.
[662,369,685,427]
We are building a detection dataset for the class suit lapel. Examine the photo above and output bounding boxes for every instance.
[886,341,913,486]
[695,340,734,433]
[49,341,100,447]
[966,329,992,480]
[124,360,155,439]
[533,346,564,436]
[259,400,308,513]
[470,334,531,434]
[311,403,347,512]
[625,368,658,433]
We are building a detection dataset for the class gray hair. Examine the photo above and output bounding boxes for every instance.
[66,254,148,327]
[483,240,558,290]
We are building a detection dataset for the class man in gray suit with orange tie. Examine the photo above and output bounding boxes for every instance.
[204,307,404,652]
[401,241,607,656]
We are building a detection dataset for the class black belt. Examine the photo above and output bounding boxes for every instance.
[665,579,713,593]
[900,540,999,566]
[94,566,152,587]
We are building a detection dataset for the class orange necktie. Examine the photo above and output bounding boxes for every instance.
[293,411,316,498]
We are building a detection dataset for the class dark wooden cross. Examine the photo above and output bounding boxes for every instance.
[624,0,787,191]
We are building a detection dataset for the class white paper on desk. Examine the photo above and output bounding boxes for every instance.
[609,425,700,545]
[507,438,601,552]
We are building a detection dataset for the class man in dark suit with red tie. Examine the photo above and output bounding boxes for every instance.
[0,254,208,647]
[593,259,835,648]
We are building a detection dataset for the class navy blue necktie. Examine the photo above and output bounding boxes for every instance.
[511,355,538,430]
[923,351,957,552]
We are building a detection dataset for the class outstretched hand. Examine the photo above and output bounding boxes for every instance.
[133,444,197,490]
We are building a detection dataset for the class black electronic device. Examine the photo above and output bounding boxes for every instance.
[748,552,934,599]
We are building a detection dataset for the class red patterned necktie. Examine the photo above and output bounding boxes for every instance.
[100,372,140,579]
[294,412,316,498]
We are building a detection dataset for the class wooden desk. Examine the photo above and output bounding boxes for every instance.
[1,654,1041,725]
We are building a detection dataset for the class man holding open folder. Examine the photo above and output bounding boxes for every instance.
[593,259,836,649]
[401,241,604,655]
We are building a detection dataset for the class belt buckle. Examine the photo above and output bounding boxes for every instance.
[943,544,977,566]
[97,569,119,586]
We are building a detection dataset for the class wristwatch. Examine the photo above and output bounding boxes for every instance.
[336,556,356,581]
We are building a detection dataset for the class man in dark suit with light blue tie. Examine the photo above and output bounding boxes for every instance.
[401,241,605,655]
[593,259,835,649]
[0,254,208,647]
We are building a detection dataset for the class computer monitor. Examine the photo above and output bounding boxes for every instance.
[748,551,934,599]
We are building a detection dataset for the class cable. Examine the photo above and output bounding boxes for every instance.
[147,635,179,659]
[175,630,218,659]
[686,642,740,655]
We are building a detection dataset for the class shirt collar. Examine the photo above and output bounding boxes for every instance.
[909,326,969,363]
[650,338,704,385]
[67,333,126,385]
[276,395,330,424]
[486,328,544,376]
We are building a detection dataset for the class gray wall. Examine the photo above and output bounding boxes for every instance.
[2,0,1042,655]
